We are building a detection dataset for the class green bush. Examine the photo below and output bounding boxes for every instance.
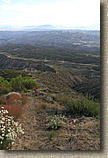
[10,76,23,91]
[0,77,12,94]
[0,74,37,94]
[61,95,100,118]
[48,130,56,141]
[22,77,37,89]
[0,77,4,83]
[0,69,28,81]
[22,88,28,93]
[10,75,37,91]
[0,86,12,95]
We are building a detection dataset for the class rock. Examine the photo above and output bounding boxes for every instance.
[5,92,22,98]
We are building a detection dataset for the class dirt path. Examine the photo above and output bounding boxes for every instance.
[11,97,47,150]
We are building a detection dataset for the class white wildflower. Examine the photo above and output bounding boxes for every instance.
[0,136,4,140]
[0,108,24,150]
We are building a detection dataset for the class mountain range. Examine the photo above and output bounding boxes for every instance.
[0,24,99,31]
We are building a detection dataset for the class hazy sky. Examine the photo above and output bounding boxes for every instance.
[0,0,100,29]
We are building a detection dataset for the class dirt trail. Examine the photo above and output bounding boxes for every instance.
[11,97,48,150]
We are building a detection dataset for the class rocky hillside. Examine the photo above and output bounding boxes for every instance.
[0,69,100,150]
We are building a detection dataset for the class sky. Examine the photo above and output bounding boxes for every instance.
[0,0,100,30]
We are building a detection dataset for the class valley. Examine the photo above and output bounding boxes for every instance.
[0,30,100,98]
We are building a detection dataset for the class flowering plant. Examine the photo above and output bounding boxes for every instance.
[0,106,24,150]
[48,115,65,130]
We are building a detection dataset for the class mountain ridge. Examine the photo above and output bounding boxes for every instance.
[0,24,100,31]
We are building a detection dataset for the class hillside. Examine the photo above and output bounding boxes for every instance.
[11,94,100,150]
[0,68,100,150]
[0,30,100,150]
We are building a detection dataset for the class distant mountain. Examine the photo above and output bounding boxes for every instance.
[20,25,97,31]
[0,24,100,31]
[37,25,56,29]
[20,25,57,31]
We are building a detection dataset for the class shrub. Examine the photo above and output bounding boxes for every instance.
[5,93,22,105]
[4,92,27,105]
[0,76,4,83]
[0,93,25,121]
[40,104,47,109]
[22,88,28,93]
[10,75,37,91]
[0,69,28,81]
[0,107,24,150]
[62,95,100,118]
[10,76,23,91]
[22,78,37,89]
[48,115,64,130]
[0,86,12,95]
[48,130,56,141]
[1,80,11,88]
[2,105,23,121]
[0,71,37,94]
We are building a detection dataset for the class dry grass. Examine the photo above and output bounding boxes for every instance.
[0,104,23,121]
[0,93,28,120]
[5,104,23,120]
[36,101,63,112]
[21,95,28,105]
[6,94,22,105]
[3,93,28,105]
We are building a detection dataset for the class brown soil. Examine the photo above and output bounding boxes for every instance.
[11,95,100,150]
